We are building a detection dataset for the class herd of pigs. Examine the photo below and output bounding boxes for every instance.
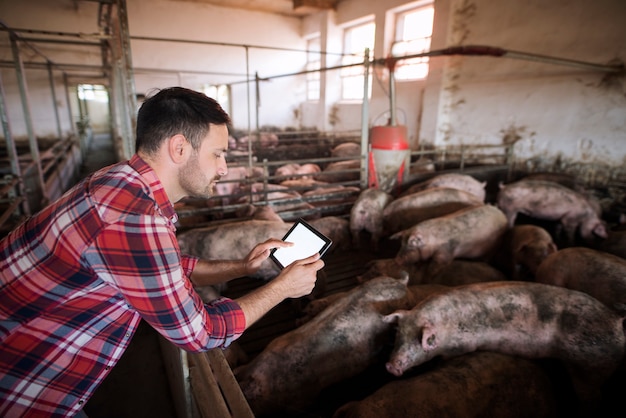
[176,170,626,418]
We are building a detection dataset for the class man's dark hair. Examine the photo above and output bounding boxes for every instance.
[135,87,231,155]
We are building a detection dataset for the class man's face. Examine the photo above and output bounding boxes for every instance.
[178,123,229,199]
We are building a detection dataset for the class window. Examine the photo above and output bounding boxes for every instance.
[341,21,375,101]
[306,36,321,101]
[202,84,230,114]
[391,3,434,80]
[78,84,108,102]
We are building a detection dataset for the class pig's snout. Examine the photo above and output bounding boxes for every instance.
[386,361,404,377]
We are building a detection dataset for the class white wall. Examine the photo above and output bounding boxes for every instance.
[1,0,625,178]
[428,0,626,178]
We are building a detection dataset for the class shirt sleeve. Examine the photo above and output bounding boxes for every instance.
[87,213,246,351]
[181,254,199,277]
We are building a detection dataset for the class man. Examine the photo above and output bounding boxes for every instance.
[0,87,324,417]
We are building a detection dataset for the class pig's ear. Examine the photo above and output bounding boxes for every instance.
[389,231,404,240]
[421,326,437,351]
[382,310,408,324]
[594,222,609,239]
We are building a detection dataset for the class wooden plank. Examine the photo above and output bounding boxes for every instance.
[206,350,254,418]
[189,353,232,418]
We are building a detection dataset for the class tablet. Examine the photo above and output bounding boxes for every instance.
[269,218,332,269]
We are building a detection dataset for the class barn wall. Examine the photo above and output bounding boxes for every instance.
[126,0,308,131]
[428,0,626,178]
[301,0,626,176]
[1,0,624,178]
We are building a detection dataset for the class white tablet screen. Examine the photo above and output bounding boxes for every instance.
[270,219,332,269]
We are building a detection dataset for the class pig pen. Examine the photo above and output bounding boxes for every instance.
[190,170,625,418]
[85,132,626,418]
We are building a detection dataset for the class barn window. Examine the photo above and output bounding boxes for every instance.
[341,20,375,101]
[203,84,230,115]
[78,84,108,103]
[306,36,321,101]
[391,2,434,81]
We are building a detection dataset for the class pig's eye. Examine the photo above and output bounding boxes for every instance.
[408,237,418,248]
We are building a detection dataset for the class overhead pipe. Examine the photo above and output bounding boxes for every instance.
[232,44,624,86]
[376,45,624,74]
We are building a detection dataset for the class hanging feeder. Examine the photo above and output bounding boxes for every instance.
[368,56,410,193]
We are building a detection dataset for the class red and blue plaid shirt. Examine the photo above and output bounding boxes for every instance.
[0,155,246,417]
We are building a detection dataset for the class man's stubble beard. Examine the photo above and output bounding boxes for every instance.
[179,154,220,199]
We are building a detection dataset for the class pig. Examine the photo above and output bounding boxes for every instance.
[358,258,506,286]
[307,216,352,253]
[234,275,429,417]
[521,172,586,192]
[302,185,360,208]
[331,142,361,158]
[496,179,608,243]
[316,159,361,183]
[350,188,394,251]
[333,352,559,418]
[402,173,486,202]
[274,163,321,181]
[383,281,626,407]
[274,163,301,180]
[493,224,558,280]
[534,247,626,314]
[279,178,328,189]
[177,219,292,280]
[214,166,264,204]
[382,187,483,235]
[391,204,508,272]
[241,182,317,214]
[234,204,284,222]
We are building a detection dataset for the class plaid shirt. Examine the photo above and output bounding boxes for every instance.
[0,155,246,417]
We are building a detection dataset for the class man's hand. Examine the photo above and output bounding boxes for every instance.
[243,238,293,275]
[236,252,325,328]
[272,253,325,299]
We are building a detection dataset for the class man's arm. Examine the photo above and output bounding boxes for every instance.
[189,238,293,286]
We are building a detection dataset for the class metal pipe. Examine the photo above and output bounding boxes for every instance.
[47,62,63,139]
[359,48,371,190]
[0,72,29,216]
[10,34,48,204]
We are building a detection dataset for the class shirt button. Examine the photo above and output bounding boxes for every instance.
[78,400,83,405]
[125,333,131,338]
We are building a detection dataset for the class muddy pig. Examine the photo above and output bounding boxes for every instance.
[534,247,626,314]
[496,180,608,242]
[333,352,559,418]
[299,283,447,325]
[382,187,483,235]
[383,281,626,407]
[494,224,558,280]
[350,187,394,251]
[401,173,486,201]
[358,258,506,286]
[234,275,426,417]
[391,204,508,273]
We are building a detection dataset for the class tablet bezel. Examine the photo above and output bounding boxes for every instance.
[269,218,332,270]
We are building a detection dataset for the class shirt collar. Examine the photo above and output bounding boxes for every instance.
[128,154,178,223]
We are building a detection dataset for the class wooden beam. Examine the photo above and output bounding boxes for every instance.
[292,0,338,11]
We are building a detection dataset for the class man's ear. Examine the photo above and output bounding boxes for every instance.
[168,134,189,163]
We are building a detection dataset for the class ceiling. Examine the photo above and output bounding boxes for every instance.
[172,0,340,17]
